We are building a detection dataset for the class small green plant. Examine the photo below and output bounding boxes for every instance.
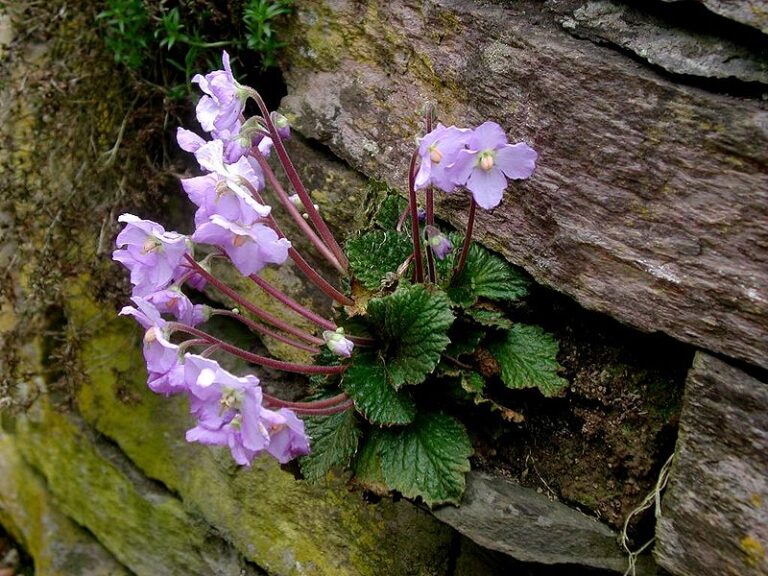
[96,0,152,70]
[96,0,294,97]
[243,0,294,68]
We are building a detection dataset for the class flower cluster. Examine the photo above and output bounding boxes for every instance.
[113,51,537,477]
[112,51,358,467]
[415,121,537,210]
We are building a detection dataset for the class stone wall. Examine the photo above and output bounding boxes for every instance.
[0,0,766,575]
[276,1,768,574]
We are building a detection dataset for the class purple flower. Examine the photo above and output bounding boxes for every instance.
[173,259,208,292]
[263,408,310,463]
[415,124,471,193]
[192,51,246,133]
[177,127,206,153]
[270,112,291,141]
[322,327,354,358]
[184,355,271,465]
[192,215,290,277]
[113,214,190,297]
[120,298,186,395]
[181,140,271,227]
[145,287,207,326]
[178,123,250,164]
[425,226,453,260]
[452,121,537,210]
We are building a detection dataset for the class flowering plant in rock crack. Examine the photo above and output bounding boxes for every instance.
[114,51,568,507]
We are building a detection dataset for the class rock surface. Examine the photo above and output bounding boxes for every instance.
[662,0,768,34]
[433,472,633,573]
[280,0,768,370]
[558,0,768,83]
[0,434,131,576]
[655,352,768,575]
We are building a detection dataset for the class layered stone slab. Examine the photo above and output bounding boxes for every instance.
[655,352,768,575]
[280,0,768,369]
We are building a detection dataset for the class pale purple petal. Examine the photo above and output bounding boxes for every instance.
[195,96,219,132]
[495,142,537,180]
[466,167,507,209]
[186,425,228,445]
[177,128,206,153]
[469,121,507,150]
[451,149,479,186]
[266,408,310,463]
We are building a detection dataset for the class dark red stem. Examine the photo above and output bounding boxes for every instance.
[453,196,476,278]
[247,89,349,271]
[184,255,323,346]
[408,150,424,283]
[212,310,320,354]
[262,392,349,410]
[168,323,345,375]
[244,181,355,307]
[249,151,345,274]
[275,399,355,416]
[249,273,337,331]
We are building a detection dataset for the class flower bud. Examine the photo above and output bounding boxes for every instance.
[322,327,354,358]
[425,225,453,260]
[270,112,291,140]
[288,194,303,209]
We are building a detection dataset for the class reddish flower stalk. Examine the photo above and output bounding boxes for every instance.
[424,104,437,284]
[274,398,355,416]
[453,196,476,279]
[212,309,320,354]
[262,392,349,410]
[408,150,425,283]
[168,322,346,375]
[247,88,349,271]
[249,273,337,332]
[248,151,345,274]
[184,255,323,346]
[243,179,355,307]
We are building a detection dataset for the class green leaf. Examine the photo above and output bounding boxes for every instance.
[442,236,529,307]
[352,430,389,495]
[461,371,486,396]
[300,410,361,481]
[465,308,513,330]
[445,319,486,358]
[378,413,473,507]
[308,347,341,390]
[367,284,454,388]
[342,353,417,425]
[373,193,408,230]
[488,324,568,397]
[346,230,413,290]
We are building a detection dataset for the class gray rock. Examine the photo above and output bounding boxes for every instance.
[0,434,132,576]
[662,0,768,35]
[280,0,768,369]
[655,352,768,575]
[433,472,633,573]
[561,0,768,83]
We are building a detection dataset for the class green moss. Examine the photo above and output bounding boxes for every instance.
[0,435,131,576]
[63,276,453,575]
[10,398,248,576]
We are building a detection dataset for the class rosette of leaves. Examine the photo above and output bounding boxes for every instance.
[300,194,568,507]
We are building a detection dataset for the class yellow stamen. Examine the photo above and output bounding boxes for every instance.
[232,234,248,247]
[143,327,158,344]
